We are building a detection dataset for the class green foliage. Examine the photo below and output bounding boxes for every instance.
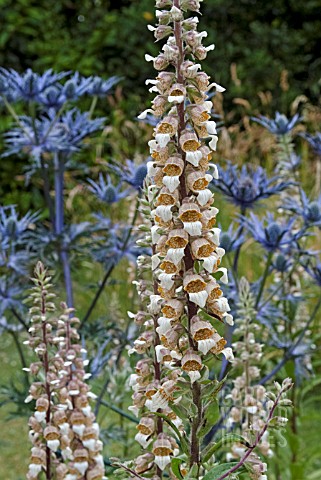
[0,0,320,113]
[202,461,241,480]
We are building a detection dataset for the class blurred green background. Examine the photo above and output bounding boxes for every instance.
[0,0,320,113]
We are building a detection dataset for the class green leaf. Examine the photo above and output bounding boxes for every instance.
[202,377,227,400]
[171,457,185,480]
[202,434,251,463]
[198,401,220,438]
[202,462,239,480]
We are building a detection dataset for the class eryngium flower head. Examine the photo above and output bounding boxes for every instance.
[241,212,295,252]
[88,174,131,204]
[219,223,245,253]
[109,159,148,190]
[301,132,321,156]
[0,68,69,102]
[3,109,105,162]
[283,190,321,227]
[304,261,321,287]
[252,112,301,135]
[212,162,290,209]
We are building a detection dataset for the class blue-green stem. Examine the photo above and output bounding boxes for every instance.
[255,251,273,308]
[54,152,74,308]
[80,195,140,328]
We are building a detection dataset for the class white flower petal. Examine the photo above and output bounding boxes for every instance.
[189,290,208,308]
[224,313,234,326]
[186,150,203,166]
[145,54,155,62]
[74,461,89,476]
[187,370,201,383]
[221,347,234,362]
[34,411,46,422]
[47,439,60,452]
[138,109,153,120]
[209,135,219,151]
[158,272,175,290]
[166,248,185,264]
[197,338,217,355]
[168,95,185,103]
[212,227,221,245]
[135,432,153,448]
[206,121,217,135]
[217,267,228,284]
[155,133,171,148]
[197,189,213,206]
[183,221,203,236]
[152,254,161,270]
[154,455,171,471]
[149,294,163,314]
[155,205,173,222]
[156,317,172,336]
[202,254,218,273]
[163,175,180,192]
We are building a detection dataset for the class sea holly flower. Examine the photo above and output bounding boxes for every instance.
[241,212,295,252]
[304,261,321,287]
[283,190,321,227]
[87,174,131,204]
[212,162,291,209]
[3,109,105,163]
[0,68,69,102]
[301,132,321,156]
[108,159,148,191]
[251,112,301,135]
[219,222,245,253]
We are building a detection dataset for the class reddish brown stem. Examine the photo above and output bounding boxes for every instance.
[41,287,52,480]
[173,2,202,472]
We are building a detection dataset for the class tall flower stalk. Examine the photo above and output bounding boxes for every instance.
[128,1,234,477]
[25,262,105,480]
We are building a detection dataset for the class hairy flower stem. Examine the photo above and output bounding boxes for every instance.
[40,280,52,480]
[216,388,286,480]
[54,153,74,307]
[173,2,201,469]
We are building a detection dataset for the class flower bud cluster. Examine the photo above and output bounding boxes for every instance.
[129,0,233,475]
[226,279,292,479]
[25,262,105,480]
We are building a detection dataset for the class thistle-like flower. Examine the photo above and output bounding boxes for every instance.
[25,262,105,480]
[128,1,233,477]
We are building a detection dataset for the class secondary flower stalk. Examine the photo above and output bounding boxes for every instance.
[25,262,105,480]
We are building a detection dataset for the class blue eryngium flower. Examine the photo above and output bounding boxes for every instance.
[109,159,148,191]
[0,206,39,243]
[0,278,25,316]
[212,162,290,209]
[86,76,120,97]
[305,262,321,287]
[3,109,105,162]
[88,174,130,204]
[0,68,69,102]
[219,223,245,253]
[284,190,321,227]
[251,112,301,135]
[301,132,321,156]
[241,212,295,252]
